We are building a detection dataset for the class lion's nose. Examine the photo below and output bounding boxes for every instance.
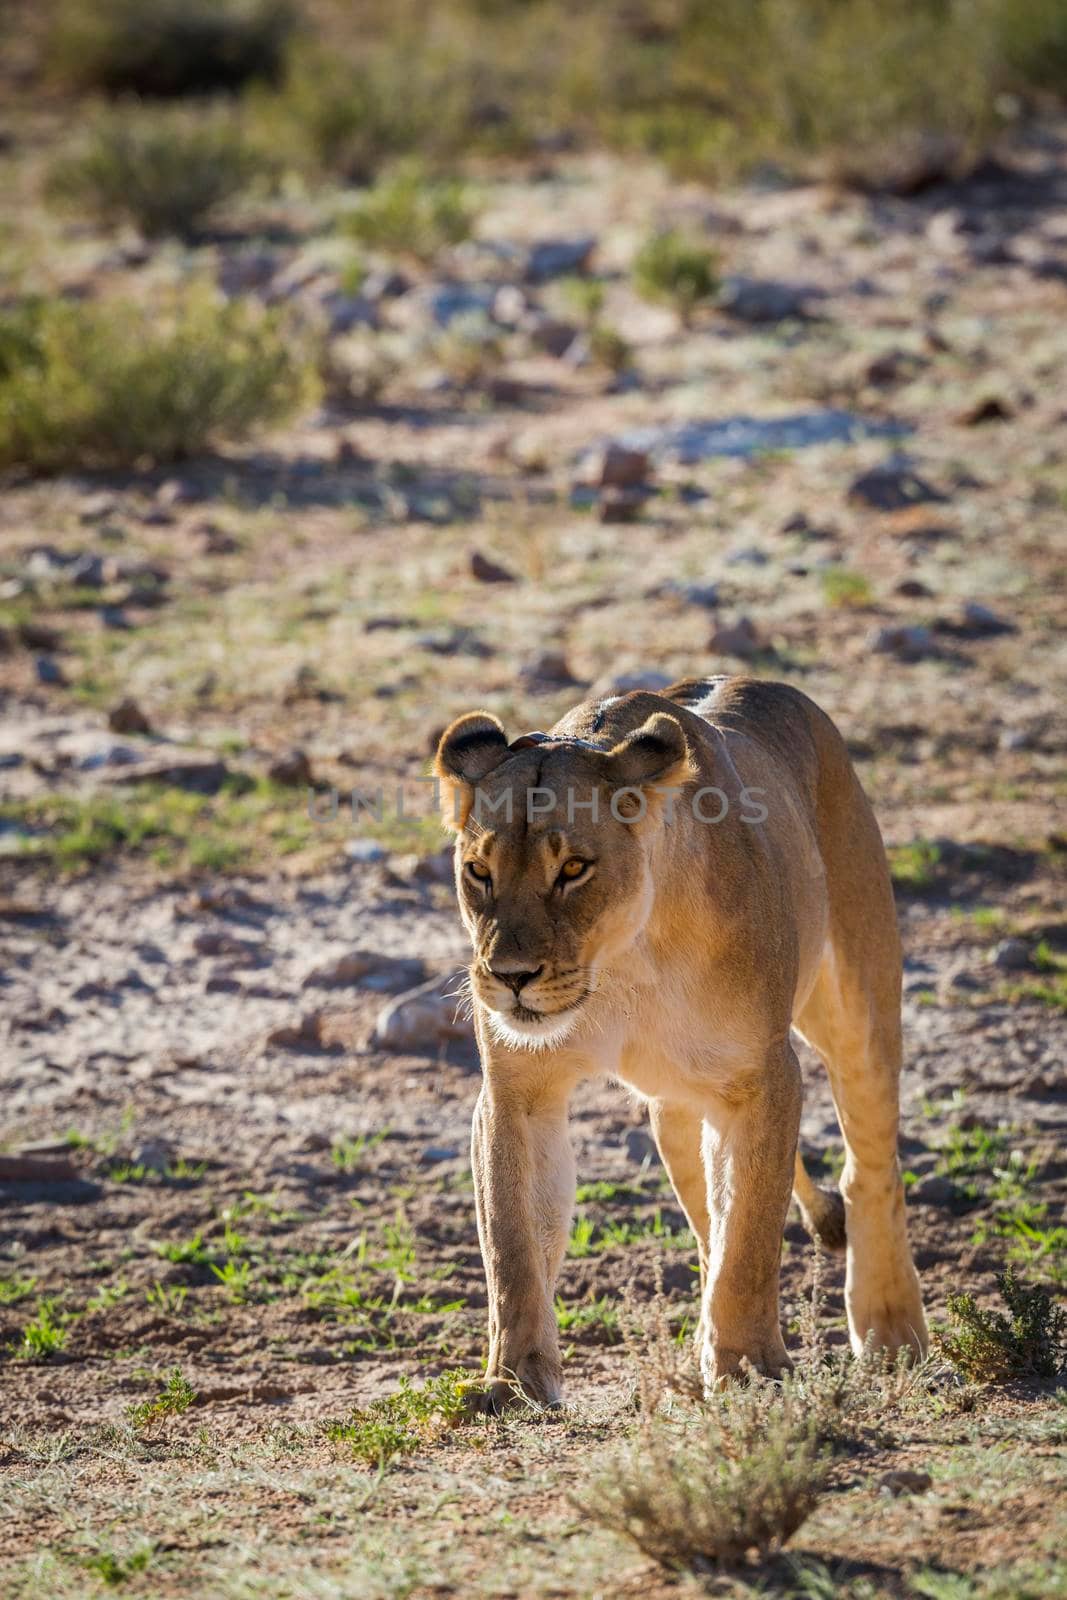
[488,962,544,996]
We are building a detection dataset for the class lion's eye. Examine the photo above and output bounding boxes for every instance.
[465,859,491,886]
[558,858,590,885]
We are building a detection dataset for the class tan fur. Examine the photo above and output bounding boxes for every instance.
[435,677,927,1406]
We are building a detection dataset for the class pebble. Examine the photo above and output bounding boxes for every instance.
[268,749,313,787]
[579,443,651,489]
[34,656,66,686]
[373,972,474,1052]
[960,601,1015,637]
[345,839,388,864]
[992,938,1031,972]
[868,624,936,663]
[520,651,582,690]
[708,616,765,659]
[717,275,811,322]
[879,1470,932,1497]
[523,236,596,282]
[848,463,947,511]
[108,698,152,735]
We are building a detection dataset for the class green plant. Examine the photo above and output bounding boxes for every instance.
[49,0,293,97]
[48,107,268,240]
[889,839,942,890]
[211,1259,254,1302]
[937,1267,1067,1382]
[18,1299,69,1360]
[341,165,478,264]
[432,314,503,388]
[556,1295,622,1345]
[145,1284,188,1315]
[325,1370,472,1466]
[820,566,874,608]
[130,1368,198,1428]
[152,1232,210,1267]
[81,1543,156,1586]
[332,1131,387,1174]
[0,291,316,475]
[0,1274,36,1305]
[632,230,718,326]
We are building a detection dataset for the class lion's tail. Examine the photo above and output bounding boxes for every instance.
[793,1152,847,1251]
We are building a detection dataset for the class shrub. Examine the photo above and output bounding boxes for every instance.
[587,1383,828,1572]
[48,107,268,241]
[632,230,719,326]
[0,291,317,473]
[48,0,294,97]
[937,1267,1067,1382]
[341,165,478,265]
[325,1371,472,1467]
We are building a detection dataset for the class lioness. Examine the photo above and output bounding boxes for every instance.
[435,676,927,1405]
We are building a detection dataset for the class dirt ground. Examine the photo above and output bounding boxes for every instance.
[1,110,1066,1599]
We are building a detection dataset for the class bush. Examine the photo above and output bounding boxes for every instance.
[48,107,268,240]
[587,1382,828,1572]
[49,0,295,97]
[937,1267,1067,1383]
[0,291,317,473]
[341,165,478,265]
[632,230,719,326]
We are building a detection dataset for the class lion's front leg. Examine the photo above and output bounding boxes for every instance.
[471,1078,575,1409]
[699,1042,801,1387]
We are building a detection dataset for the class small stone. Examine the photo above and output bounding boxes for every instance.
[709,616,765,659]
[420,1145,461,1164]
[78,493,119,524]
[268,748,313,787]
[192,521,239,555]
[960,601,1015,637]
[992,938,1031,972]
[681,582,721,609]
[98,606,130,630]
[957,394,1013,426]
[469,548,517,584]
[726,544,769,567]
[17,620,62,651]
[525,314,581,358]
[34,655,66,686]
[598,487,647,523]
[302,951,424,991]
[624,1128,660,1167]
[68,553,105,588]
[912,1175,959,1208]
[135,1138,176,1174]
[848,464,948,512]
[519,651,582,690]
[108,698,151,735]
[267,1011,327,1050]
[879,1470,932,1497]
[523,236,596,282]
[718,275,810,323]
[487,375,526,406]
[580,443,651,489]
[868,624,936,663]
[362,267,412,302]
[373,971,473,1052]
[606,670,673,695]
[345,839,388,864]
[895,579,932,599]
[492,285,528,325]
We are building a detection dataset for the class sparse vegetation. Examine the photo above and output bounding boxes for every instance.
[17,1300,69,1361]
[0,292,316,474]
[48,107,269,240]
[632,230,719,326]
[129,1368,197,1427]
[325,1370,471,1465]
[937,1267,1067,1382]
[341,165,478,264]
[821,566,874,608]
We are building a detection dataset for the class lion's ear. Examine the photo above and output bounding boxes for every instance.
[603,712,693,792]
[434,712,509,829]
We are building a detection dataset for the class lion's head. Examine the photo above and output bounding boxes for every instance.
[434,706,693,1049]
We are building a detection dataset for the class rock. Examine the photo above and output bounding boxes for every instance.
[523,236,596,282]
[283,664,335,704]
[78,493,119,524]
[192,522,240,556]
[598,487,647,523]
[345,839,388,864]
[420,1145,461,1164]
[895,579,932,599]
[520,650,582,690]
[469,548,518,584]
[302,951,424,991]
[524,313,580,358]
[108,751,228,793]
[419,282,498,328]
[68,552,106,588]
[268,748,313,787]
[960,602,1015,637]
[718,276,811,323]
[17,621,62,651]
[624,1128,660,1167]
[606,670,673,695]
[34,655,66,686]
[491,285,529,326]
[98,606,130,630]
[992,938,1031,972]
[680,582,720,609]
[584,443,651,490]
[415,626,492,659]
[957,394,1013,426]
[726,544,769,567]
[708,616,765,659]
[135,1138,176,1174]
[879,1470,932,1497]
[108,698,152,735]
[373,971,473,1052]
[487,374,526,406]
[320,292,378,335]
[217,250,279,298]
[267,1011,328,1050]
[912,1175,960,1208]
[848,463,948,512]
[362,266,411,302]
[868,625,936,663]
